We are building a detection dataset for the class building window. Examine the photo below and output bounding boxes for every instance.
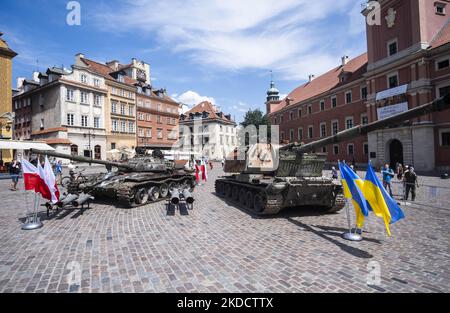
[439,85,450,97]
[437,57,450,70]
[94,94,101,106]
[361,86,368,100]
[112,120,118,131]
[333,144,339,155]
[157,115,161,123]
[308,104,312,114]
[147,128,152,138]
[347,144,354,155]
[71,145,78,156]
[320,100,325,111]
[80,91,89,104]
[67,114,74,126]
[289,111,294,121]
[94,117,100,128]
[40,119,44,130]
[111,101,117,113]
[345,91,352,104]
[280,131,284,141]
[363,143,369,155]
[435,2,446,15]
[138,128,144,137]
[346,117,354,129]
[331,96,337,108]
[388,39,398,56]
[120,104,126,115]
[128,121,135,133]
[308,126,313,139]
[298,128,303,141]
[388,73,399,88]
[322,147,327,153]
[129,106,134,116]
[94,145,101,160]
[93,78,100,87]
[66,89,75,102]
[147,114,151,121]
[332,120,339,135]
[117,74,124,83]
[289,129,294,141]
[121,120,126,132]
[441,131,450,146]
[298,108,302,118]
[80,74,88,84]
[111,143,116,150]
[157,129,163,139]
[81,115,88,127]
[320,123,326,138]
[361,114,368,125]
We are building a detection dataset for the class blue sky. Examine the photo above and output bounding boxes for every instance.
[1,0,367,122]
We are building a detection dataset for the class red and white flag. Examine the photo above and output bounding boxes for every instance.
[195,162,200,182]
[41,157,60,204]
[21,158,40,191]
[201,159,208,181]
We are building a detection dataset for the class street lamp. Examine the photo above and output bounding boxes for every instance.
[83,130,96,158]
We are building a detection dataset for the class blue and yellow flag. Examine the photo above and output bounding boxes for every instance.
[363,162,405,236]
[338,161,369,228]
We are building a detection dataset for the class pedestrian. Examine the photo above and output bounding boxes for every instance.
[396,163,404,180]
[382,163,395,197]
[209,160,213,170]
[9,159,21,191]
[350,164,356,173]
[404,166,419,201]
[68,161,76,171]
[55,160,63,184]
[331,166,338,179]
[221,157,225,168]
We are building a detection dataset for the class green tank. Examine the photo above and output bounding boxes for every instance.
[215,94,450,215]
[30,149,196,208]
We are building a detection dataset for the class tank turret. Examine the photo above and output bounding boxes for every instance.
[217,94,450,215]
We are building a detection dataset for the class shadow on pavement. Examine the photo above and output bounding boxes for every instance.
[286,217,374,259]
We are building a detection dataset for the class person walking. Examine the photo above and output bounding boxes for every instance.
[396,163,404,180]
[55,160,63,184]
[221,157,225,168]
[382,163,395,197]
[404,166,419,201]
[9,159,21,191]
[331,166,338,179]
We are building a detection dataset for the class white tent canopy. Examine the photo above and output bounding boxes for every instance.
[0,140,55,151]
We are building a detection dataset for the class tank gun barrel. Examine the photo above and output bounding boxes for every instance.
[284,94,450,154]
[29,149,133,170]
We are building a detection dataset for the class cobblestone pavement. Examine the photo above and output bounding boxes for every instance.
[0,165,449,293]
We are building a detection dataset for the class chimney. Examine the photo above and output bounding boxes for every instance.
[341,55,349,66]
[76,53,85,59]
[308,74,315,82]
[17,77,25,89]
[32,71,40,82]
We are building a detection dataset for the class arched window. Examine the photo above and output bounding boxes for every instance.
[70,145,78,156]
[94,145,101,160]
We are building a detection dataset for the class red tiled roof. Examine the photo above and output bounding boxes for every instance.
[271,53,368,113]
[31,127,68,136]
[430,21,450,49]
[82,58,137,86]
[184,101,233,122]
[44,138,72,145]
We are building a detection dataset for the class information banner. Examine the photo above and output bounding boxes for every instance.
[377,102,409,120]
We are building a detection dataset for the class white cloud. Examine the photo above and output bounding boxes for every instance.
[172,90,216,106]
[94,0,362,80]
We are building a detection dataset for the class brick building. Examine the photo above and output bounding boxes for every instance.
[268,0,450,171]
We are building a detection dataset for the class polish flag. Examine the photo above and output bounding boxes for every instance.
[195,162,200,182]
[21,158,40,191]
[201,159,208,181]
[42,157,60,204]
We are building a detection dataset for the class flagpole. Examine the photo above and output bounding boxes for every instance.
[342,200,362,241]
[21,192,43,230]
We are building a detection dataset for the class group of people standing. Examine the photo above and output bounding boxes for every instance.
[382,163,419,201]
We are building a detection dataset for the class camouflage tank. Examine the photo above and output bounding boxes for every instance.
[215,94,450,215]
[30,149,196,208]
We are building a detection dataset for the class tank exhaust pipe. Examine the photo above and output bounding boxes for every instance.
[170,189,180,205]
[72,193,94,207]
[182,189,195,204]
[56,194,79,208]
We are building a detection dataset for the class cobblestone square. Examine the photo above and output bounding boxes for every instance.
[0,166,449,293]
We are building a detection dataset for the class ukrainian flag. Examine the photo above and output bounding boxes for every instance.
[364,162,405,236]
[338,161,369,228]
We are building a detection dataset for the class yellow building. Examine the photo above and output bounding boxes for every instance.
[0,32,18,164]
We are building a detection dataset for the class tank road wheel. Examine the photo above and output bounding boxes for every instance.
[231,186,239,201]
[135,188,149,205]
[160,183,169,198]
[253,192,267,213]
[148,186,160,202]
[168,181,179,192]
[224,184,232,198]
[327,193,346,213]
[238,189,247,205]
[215,181,225,197]
[245,191,254,209]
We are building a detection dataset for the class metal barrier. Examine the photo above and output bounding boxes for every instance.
[391,180,450,210]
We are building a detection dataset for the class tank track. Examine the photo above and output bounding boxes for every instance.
[215,179,284,215]
[326,192,346,213]
[116,176,195,208]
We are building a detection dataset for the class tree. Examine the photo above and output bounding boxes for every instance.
[239,109,271,145]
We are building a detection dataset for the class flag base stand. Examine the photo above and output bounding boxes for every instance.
[21,219,43,230]
[342,232,363,241]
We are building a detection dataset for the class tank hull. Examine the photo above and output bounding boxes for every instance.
[215,175,345,215]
